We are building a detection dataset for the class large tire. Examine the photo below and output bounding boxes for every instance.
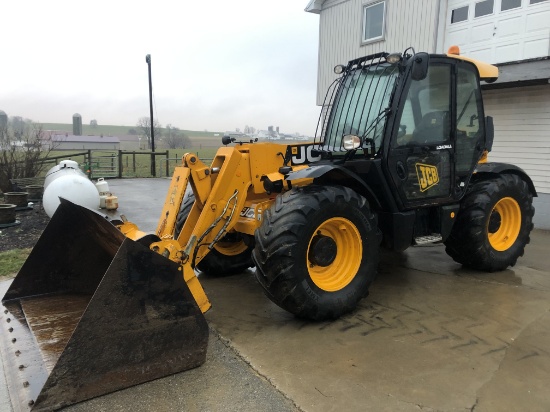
[196,233,255,276]
[444,174,534,271]
[252,185,381,321]
[174,187,255,276]
[174,186,195,239]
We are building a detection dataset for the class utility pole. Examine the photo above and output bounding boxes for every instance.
[145,54,156,177]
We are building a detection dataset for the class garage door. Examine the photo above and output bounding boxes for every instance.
[444,0,550,63]
[483,83,550,229]
[483,84,550,194]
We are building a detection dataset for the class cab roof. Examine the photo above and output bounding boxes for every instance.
[445,46,499,82]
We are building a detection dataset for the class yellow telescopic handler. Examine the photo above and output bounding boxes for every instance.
[1,47,535,410]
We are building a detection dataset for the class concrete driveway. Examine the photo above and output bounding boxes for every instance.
[2,178,549,411]
[202,231,550,411]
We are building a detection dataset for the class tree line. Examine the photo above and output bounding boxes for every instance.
[135,117,191,150]
[0,117,54,193]
[90,117,192,150]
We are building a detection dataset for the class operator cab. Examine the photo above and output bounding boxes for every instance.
[313,46,497,211]
[386,47,493,210]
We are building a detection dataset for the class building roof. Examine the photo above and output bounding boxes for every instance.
[117,135,140,142]
[51,134,120,143]
[305,0,325,14]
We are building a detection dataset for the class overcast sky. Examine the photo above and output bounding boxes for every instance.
[0,1,320,135]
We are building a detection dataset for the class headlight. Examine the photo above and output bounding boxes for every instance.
[342,134,361,150]
[386,53,402,64]
[334,64,345,75]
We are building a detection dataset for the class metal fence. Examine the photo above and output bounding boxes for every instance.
[40,151,90,169]
[38,150,212,179]
[116,150,169,178]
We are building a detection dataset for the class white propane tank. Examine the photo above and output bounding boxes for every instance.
[44,160,86,189]
[95,178,111,209]
[99,194,109,209]
[43,174,100,218]
[95,178,110,194]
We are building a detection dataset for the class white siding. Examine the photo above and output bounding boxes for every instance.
[483,84,550,195]
[317,0,440,104]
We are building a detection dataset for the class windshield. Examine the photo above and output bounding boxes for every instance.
[321,62,399,155]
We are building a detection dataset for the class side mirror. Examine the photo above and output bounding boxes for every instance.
[411,53,429,81]
[221,135,233,145]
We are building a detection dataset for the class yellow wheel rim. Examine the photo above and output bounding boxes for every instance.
[487,197,521,252]
[213,239,248,256]
[307,217,362,292]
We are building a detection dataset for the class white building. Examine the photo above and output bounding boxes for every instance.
[306,0,550,228]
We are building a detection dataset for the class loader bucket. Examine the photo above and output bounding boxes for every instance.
[0,199,209,411]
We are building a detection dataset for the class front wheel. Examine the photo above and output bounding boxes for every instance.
[252,185,381,321]
[174,187,255,276]
[196,232,255,276]
[444,174,534,271]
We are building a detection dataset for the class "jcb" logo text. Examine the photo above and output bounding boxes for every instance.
[291,145,322,165]
[415,163,439,192]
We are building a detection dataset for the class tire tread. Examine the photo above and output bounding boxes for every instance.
[444,174,534,271]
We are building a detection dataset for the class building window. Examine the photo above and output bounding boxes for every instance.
[362,1,385,43]
[530,0,548,4]
[475,0,494,17]
[451,6,469,23]
[501,0,522,10]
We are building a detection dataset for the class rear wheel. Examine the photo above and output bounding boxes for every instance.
[174,187,255,276]
[444,174,534,271]
[253,185,380,320]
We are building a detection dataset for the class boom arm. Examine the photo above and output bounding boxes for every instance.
[118,143,314,313]
[150,149,253,312]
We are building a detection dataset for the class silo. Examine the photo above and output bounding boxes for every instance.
[73,113,82,136]
[0,110,7,132]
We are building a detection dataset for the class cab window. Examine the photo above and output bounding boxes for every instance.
[395,64,452,146]
[455,64,484,174]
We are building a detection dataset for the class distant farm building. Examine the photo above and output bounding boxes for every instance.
[47,134,120,150]
[117,135,141,150]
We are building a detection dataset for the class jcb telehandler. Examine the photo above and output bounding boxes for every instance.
[1,47,535,410]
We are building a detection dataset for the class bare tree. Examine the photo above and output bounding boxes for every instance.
[164,124,191,149]
[0,121,54,192]
[11,116,25,138]
[136,116,162,149]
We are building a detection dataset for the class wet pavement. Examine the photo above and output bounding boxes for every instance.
[2,178,550,411]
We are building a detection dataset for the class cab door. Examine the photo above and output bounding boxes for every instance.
[453,61,487,194]
[386,61,454,209]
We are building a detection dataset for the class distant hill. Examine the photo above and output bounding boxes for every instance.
[40,123,222,139]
